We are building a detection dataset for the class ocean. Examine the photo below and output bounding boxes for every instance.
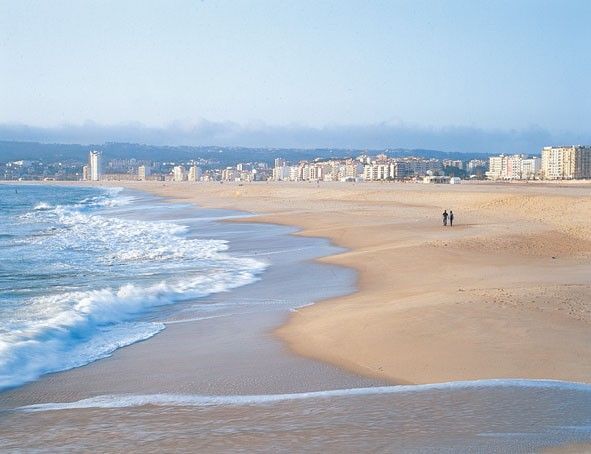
[0,184,265,390]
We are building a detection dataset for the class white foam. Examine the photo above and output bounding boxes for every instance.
[0,189,267,391]
[33,202,53,210]
[18,379,591,412]
[0,273,263,391]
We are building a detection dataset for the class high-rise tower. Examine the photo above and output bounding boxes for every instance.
[88,150,102,181]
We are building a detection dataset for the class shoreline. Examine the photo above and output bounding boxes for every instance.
[0,183,384,408]
[102,180,591,385]
[4,180,591,386]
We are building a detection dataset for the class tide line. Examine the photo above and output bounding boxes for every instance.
[18,378,591,413]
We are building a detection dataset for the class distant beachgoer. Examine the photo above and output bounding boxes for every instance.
[449,211,454,227]
[442,210,448,226]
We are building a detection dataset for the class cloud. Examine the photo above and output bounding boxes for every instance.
[0,121,588,154]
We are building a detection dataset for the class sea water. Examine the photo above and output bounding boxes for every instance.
[0,184,265,390]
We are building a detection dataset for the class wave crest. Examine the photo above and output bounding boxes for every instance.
[0,188,266,391]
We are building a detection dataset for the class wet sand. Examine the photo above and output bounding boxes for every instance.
[116,181,591,385]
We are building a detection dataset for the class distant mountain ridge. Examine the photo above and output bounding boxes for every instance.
[0,140,492,164]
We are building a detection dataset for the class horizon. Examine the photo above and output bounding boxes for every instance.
[1,0,590,154]
[0,121,587,155]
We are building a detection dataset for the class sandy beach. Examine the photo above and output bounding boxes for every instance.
[1,180,591,452]
[111,180,591,385]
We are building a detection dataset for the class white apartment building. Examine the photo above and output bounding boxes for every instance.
[82,165,89,181]
[273,163,290,181]
[487,156,503,179]
[541,146,591,179]
[221,167,239,181]
[286,166,298,181]
[363,160,415,181]
[173,165,186,182]
[343,162,364,181]
[188,165,202,182]
[88,150,102,181]
[138,165,151,181]
[443,159,464,170]
[487,154,539,180]
[521,157,541,179]
[364,163,395,181]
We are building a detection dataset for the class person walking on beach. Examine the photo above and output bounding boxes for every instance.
[449,210,454,227]
[442,210,448,226]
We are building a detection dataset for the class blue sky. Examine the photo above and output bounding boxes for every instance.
[0,0,589,152]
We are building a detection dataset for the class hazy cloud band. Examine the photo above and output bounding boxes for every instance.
[0,122,587,154]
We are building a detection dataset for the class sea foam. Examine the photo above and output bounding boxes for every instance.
[18,379,591,412]
[0,187,266,391]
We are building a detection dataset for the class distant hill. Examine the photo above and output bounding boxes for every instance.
[0,140,492,164]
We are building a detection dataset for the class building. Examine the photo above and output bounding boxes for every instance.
[172,165,186,182]
[443,159,464,170]
[521,157,541,179]
[221,167,239,181]
[541,146,591,180]
[273,162,290,181]
[487,156,503,179]
[405,158,443,176]
[343,162,364,181]
[188,165,202,182]
[82,165,89,181]
[467,159,488,175]
[88,150,102,181]
[423,175,451,184]
[138,165,151,181]
[486,154,539,180]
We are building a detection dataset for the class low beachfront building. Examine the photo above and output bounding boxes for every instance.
[423,175,451,184]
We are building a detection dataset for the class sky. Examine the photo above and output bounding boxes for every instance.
[1,0,590,152]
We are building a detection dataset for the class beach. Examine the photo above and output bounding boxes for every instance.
[120,180,591,385]
[1,181,590,452]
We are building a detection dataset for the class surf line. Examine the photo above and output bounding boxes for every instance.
[18,378,591,412]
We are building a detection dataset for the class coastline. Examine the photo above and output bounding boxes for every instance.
[103,180,591,385]
[0,183,384,407]
[1,181,591,451]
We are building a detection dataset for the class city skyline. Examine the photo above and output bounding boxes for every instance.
[8,144,590,183]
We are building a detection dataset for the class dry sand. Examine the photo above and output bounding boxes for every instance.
[107,180,591,385]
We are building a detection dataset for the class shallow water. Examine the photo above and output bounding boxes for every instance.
[3,380,591,452]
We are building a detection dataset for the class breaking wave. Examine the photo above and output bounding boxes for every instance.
[0,187,266,391]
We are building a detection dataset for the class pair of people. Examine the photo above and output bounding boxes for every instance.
[442,210,454,227]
